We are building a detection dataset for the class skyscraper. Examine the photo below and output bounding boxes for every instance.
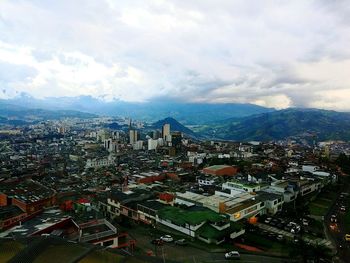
[129,130,137,144]
[162,124,170,141]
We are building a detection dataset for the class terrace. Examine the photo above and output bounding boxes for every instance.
[79,219,117,243]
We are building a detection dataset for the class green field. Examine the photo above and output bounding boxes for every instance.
[308,190,336,217]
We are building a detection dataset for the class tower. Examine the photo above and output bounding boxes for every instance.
[129,130,137,144]
[162,124,170,141]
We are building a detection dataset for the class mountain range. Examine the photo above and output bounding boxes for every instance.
[1,95,350,142]
[201,108,350,141]
[0,101,96,123]
[0,94,273,124]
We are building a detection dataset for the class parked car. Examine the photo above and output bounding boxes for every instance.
[330,215,337,223]
[291,226,301,234]
[268,232,276,239]
[151,239,164,246]
[276,223,284,229]
[293,236,300,243]
[160,235,173,242]
[302,218,309,226]
[264,217,272,224]
[345,234,350,242]
[225,251,240,260]
[276,234,284,241]
[174,239,188,246]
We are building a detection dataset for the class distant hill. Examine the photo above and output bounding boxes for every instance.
[151,117,196,136]
[201,109,350,141]
[1,94,274,124]
[0,101,97,123]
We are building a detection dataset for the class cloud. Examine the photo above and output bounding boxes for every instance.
[0,0,349,110]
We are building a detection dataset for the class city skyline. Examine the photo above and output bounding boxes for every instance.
[0,0,350,110]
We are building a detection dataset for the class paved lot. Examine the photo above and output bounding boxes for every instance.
[256,222,333,249]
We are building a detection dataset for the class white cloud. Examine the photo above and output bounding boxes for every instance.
[0,0,350,110]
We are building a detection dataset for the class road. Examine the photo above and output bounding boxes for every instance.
[128,227,299,263]
[324,178,350,263]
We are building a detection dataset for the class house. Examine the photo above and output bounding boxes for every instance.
[156,206,243,244]
[99,189,154,222]
[202,165,238,177]
[0,179,57,215]
[0,205,27,230]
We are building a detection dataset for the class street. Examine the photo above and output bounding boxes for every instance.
[128,226,299,263]
[324,179,350,263]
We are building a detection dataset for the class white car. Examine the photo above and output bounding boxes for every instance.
[160,235,173,242]
[225,251,240,260]
[264,217,272,224]
[302,219,309,226]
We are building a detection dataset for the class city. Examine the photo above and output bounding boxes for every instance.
[1,1,350,262]
[1,115,350,262]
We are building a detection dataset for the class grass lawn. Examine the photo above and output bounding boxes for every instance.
[308,191,336,217]
[309,203,329,216]
[0,240,25,262]
[33,244,89,263]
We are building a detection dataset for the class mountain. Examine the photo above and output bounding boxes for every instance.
[1,94,274,124]
[201,108,350,141]
[151,117,196,136]
[0,101,97,123]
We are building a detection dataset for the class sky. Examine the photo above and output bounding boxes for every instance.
[0,0,350,110]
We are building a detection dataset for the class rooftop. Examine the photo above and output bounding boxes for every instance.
[0,180,55,204]
[0,209,69,239]
[204,165,233,171]
[0,205,25,221]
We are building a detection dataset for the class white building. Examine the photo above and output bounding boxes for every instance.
[148,138,158,150]
[133,140,143,150]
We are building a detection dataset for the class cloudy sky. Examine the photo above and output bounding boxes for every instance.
[0,0,350,110]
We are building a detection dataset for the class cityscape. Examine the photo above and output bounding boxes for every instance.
[1,1,350,263]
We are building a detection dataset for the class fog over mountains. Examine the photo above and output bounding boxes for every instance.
[0,94,273,124]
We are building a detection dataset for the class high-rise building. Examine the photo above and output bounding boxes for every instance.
[148,138,158,150]
[153,130,161,140]
[162,124,170,141]
[129,130,137,144]
[133,140,143,150]
[104,139,119,152]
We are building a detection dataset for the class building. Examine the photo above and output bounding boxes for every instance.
[78,219,135,249]
[148,138,158,150]
[202,165,238,177]
[197,176,219,187]
[162,124,171,142]
[0,180,56,215]
[129,130,138,144]
[133,140,143,150]
[104,139,119,152]
[156,206,241,244]
[85,155,115,168]
[175,189,283,222]
[0,205,27,230]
